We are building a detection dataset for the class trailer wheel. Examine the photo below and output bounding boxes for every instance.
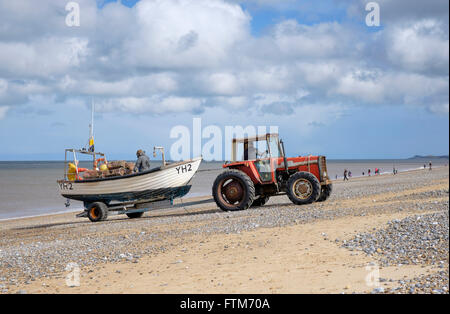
[287,172,320,205]
[251,196,270,207]
[126,212,144,219]
[87,202,108,222]
[212,169,255,211]
[317,184,333,202]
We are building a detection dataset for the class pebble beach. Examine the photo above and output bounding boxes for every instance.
[0,166,448,294]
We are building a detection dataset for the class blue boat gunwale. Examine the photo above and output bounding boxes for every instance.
[62,185,193,203]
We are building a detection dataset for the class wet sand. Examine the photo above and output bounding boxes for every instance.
[0,167,448,294]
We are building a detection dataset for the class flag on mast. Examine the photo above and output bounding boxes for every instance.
[88,100,95,152]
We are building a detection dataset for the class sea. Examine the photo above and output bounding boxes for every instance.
[0,159,447,220]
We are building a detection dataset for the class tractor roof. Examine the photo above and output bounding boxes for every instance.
[232,133,279,143]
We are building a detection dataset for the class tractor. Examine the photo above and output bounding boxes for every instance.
[212,133,332,211]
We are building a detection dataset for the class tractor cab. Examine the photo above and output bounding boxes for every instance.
[231,133,282,161]
[229,133,284,183]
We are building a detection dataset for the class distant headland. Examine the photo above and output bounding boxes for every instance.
[407,155,449,160]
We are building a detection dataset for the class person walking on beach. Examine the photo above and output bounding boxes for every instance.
[343,169,349,181]
[429,161,432,171]
[134,149,151,173]
[368,169,371,176]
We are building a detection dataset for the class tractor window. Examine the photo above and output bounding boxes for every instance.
[268,137,281,158]
[255,140,268,159]
[241,140,268,161]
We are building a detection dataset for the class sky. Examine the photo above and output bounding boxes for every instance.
[0,0,448,161]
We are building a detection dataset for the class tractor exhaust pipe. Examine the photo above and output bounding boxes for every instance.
[280,139,289,175]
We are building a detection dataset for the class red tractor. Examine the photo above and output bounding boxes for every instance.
[212,133,332,211]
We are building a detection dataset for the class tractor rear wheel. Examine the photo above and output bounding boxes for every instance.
[212,169,255,211]
[252,195,270,207]
[87,202,108,222]
[287,172,320,205]
[317,184,333,202]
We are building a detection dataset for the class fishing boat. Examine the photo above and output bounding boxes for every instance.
[58,150,201,204]
[57,104,202,222]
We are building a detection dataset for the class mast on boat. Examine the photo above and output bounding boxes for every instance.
[88,100,95,153]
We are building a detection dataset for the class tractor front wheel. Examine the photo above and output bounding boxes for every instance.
[212,169,255,211]
[287,172,320,205]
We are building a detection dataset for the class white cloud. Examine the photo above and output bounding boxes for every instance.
[0,0,447,117]
[0,37,89,78]
[271,20,349,58]
[206,73,239,95]
[125,0,251,69]
[333,69,449,107]
[268,103,348,136]
[429,103,449,115]
[334,70,385,103]
[387,19,449,75]
[96,95,205,115]
[348,0,449,24]
[213,96,249,110]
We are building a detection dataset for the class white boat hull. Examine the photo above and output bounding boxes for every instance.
[58,157,202,203]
